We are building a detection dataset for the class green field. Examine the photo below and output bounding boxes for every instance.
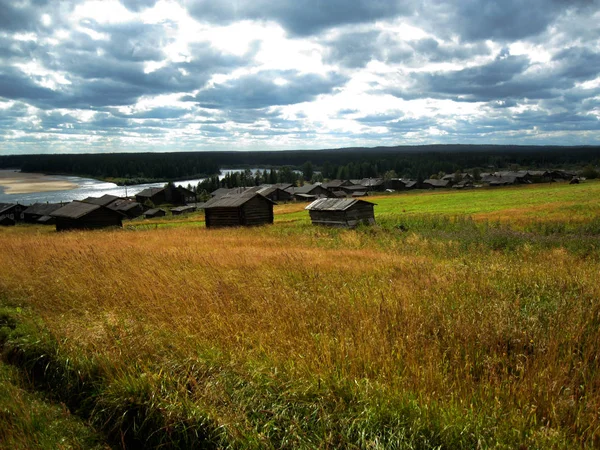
[1,180,600,448]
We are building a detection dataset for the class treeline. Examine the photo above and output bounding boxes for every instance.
[1,145,599,182]
[192,167,318,195]
[0,153,220,183]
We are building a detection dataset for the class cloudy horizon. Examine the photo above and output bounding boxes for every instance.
[1,0,599,155]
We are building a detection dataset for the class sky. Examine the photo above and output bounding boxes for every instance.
[1,0,600,154]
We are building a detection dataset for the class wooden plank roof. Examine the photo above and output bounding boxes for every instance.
[305,198,375,211]
[50,201,102,219]
[83,194,120,206]
[203,191,276,208]
[23,203,63,216]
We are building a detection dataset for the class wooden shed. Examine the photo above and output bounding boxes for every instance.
[203,192,275,228]
[305,198,376,228]
[0,203,26,222]
[285,183,334,201]
[22,203,64,223]
[0,215,15,226]
[50,201,123,231]
[170,205,196,215]
[143,208,167,219]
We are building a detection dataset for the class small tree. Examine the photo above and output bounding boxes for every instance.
[581,165,599,179]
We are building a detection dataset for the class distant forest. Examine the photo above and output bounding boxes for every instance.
[1,145,599,184]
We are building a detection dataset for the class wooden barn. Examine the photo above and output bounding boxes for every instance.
[203,192,275,228]
[170,205,196,215]
[143,208,167,219]
[0,215,15,226]
[136,185,196,206]
[0,203,26,222]
[305,198,376,228]
[285,183,334,201]
[22,203,64,223]
[50,201,124,231]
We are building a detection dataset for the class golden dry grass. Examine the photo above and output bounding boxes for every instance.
[1,182,600,446]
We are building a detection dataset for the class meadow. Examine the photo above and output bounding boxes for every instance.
[1,181,600,448]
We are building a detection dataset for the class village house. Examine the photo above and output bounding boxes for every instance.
[83,195,143,219]
[203,191,275,228]
[50,201,124,231]
[385,178,417,191]
[285,183,335,201]
[143,208,167,219]
[22,203,64,223]
[170,205,196,215]
[135,185,196,206]
[0,215,15,226]
[305,198,376,228]
[0,203,26,222]
[421,179,450,189]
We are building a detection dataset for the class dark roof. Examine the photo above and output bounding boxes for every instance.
[360,178,384,187]
[170,205,196,213]
[305,198,375,211]
[136,187,164,198]
[83,194,120,206]
[108,199,140,212]
[203,191,276,208]
[0,203,17,214]
[50,201,102,219]
[423,179,450,187]
[210,187,251,198]
[286,183,327,194]
[37,215,55,223]
[23,203,63,216]
[144,208,166,216]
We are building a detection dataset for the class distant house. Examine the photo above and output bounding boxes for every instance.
[83,195,143,219]
[305,198,376,228]
[50,201,124,231]
[170,205,196,215]
[107,199,143,219]
[285,183,334,201]
[359,178,386,192]
[255,185,293,202]
[203,191,275,228]
[421,179,450,189]
[22,203,64,223]
[135,185,196,206]
[143,208,167,219]
[385,178,417,191]
[322,179,354,190]
[0,215,15,226]
[0,203,26,222]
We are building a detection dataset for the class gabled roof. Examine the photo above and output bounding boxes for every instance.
[360,178,384,187]
[170,205,196,213]
[305,198,375,211]
[83,194,120,206]
[286,183,328,194]
[423,179,450,187]
[50,201,102,219]
[136,187,164,198]
[203,191,276,208]
[0,203,17,215]
[108,199,141,212]
[144,208,166,216]
[23,203,63,216]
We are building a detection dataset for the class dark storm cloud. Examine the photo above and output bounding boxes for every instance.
[194,70,347,109]
[185,0,414,36]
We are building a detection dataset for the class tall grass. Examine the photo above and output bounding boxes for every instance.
[1,182,600,447]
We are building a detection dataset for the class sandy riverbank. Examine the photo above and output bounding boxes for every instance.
[0,170,78,194]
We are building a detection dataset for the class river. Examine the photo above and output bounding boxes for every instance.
[0,169,265,205]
